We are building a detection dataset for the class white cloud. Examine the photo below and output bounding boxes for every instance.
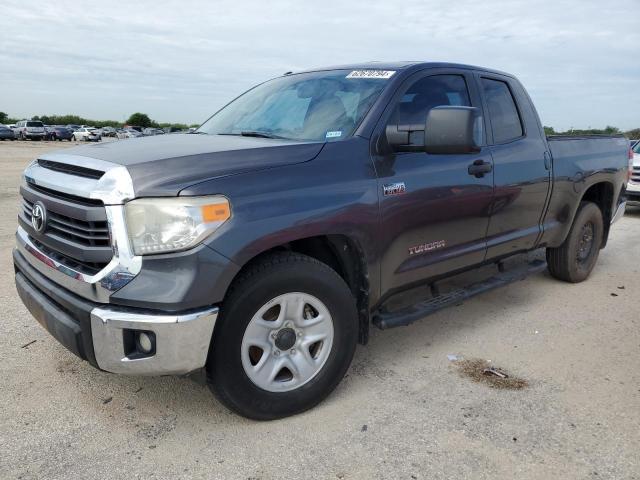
[1,0,638,129]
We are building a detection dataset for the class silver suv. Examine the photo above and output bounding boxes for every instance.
[14,120,46,140]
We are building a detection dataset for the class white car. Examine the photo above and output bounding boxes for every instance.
[628,140,640,204]
[72,127,102,142]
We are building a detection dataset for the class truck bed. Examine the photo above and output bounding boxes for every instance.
[540,134,629,247]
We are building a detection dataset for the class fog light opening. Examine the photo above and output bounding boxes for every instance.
[137,332,153,353]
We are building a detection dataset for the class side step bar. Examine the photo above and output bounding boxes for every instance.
[372,259,547,330]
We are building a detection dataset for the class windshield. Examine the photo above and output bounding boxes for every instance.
[633,141,640,154]
[197,70,391,142]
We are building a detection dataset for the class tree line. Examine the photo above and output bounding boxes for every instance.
[0,111,199,130]
[544,125,639,138]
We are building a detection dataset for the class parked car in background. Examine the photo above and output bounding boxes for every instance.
[117,128,143,139]
[164,126,184,133]
[0,125,16,140]
[66,124,81,132]
[72,127,101,142]
[101,126,117,137]
[49,127,73,141]
[627,141,640,204]
[123,125,143,132]
[142,127,165,136]
[14,120,46,140]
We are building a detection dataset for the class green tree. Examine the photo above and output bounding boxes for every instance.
[125,112,155,128]
[0,112,8,123]
[625,128,640,139]
[543,126,555,135]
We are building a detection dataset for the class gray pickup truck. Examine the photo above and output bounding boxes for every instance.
[14,62,629,419]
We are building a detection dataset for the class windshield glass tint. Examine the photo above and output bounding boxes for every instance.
[633,142,640,154]
[197,70,390,142]
[26,121,43,127]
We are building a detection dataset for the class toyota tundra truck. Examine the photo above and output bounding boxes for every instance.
[13,62,629,419]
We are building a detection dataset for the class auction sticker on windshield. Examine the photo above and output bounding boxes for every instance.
[346,70,395,79]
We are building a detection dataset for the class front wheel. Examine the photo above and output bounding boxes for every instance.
[207,252,358,420]
[547,201,603,283]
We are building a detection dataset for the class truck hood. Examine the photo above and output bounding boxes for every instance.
[60,134,324,196]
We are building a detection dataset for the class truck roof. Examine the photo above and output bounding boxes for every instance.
[295,61,514,78]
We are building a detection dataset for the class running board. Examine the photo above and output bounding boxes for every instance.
[372,259,547,330]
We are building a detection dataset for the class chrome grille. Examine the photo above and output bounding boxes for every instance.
[22,198,110,247]
[631,166,640,183]
[18,182,113,271]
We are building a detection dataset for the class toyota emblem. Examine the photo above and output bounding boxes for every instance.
[31,201,47,233]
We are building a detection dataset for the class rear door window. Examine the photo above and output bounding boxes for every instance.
[480,78,523,143]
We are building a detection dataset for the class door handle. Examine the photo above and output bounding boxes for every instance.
[468,159,492,178]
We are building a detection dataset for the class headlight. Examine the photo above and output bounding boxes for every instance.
[125,196,231,255]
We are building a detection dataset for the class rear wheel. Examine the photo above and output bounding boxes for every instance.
[207,252,358,420]
[547,201,603,283]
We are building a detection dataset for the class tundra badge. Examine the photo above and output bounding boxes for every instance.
[383,182,406,196]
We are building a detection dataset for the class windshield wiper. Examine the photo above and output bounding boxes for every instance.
[216,131,290,140]
[241,131,288,139]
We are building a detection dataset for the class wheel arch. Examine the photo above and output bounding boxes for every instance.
[580,181,615,247]
[223,234,371,344]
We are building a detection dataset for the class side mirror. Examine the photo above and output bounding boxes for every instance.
[424,106,481,154]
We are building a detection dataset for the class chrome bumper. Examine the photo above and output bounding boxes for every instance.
[611,200,626,224]
[91,306,218,375]
[16,224,141,303]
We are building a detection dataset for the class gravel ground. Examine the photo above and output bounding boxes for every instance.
[1,140,639,480]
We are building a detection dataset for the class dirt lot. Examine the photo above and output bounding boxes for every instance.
[1,140,639,479]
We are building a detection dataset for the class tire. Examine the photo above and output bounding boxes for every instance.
[72,135,76,141]
[546,201,603,283]
[207,252,358,420]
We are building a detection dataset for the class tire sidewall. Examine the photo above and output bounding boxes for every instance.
[208,258,358,419]
[565,202,603,282]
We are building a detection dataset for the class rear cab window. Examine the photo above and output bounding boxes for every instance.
[480,78,523,144]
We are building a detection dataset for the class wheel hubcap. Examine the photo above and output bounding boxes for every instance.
[577,221,595,263]
[241,292,334,392]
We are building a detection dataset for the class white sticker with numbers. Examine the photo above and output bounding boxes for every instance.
[346,70,396,79]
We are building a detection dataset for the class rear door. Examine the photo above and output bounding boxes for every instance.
[373,69,495,296]
[476,73,551,259]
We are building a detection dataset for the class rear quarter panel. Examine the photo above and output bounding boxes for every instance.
[540,135,629,247]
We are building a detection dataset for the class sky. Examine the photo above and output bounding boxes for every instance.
[1,0,638,131]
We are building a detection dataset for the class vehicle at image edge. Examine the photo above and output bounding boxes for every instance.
[0,124,16,140]
[72,127,102,142]
[49,127,74,141]
[14,120,46,140]
[13,62,629,420]
[628,140,640,203]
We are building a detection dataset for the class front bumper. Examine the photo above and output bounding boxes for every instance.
[14,247,218,375]
[626,181,640,202]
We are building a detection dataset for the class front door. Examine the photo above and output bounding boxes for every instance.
[373,71,495,297]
